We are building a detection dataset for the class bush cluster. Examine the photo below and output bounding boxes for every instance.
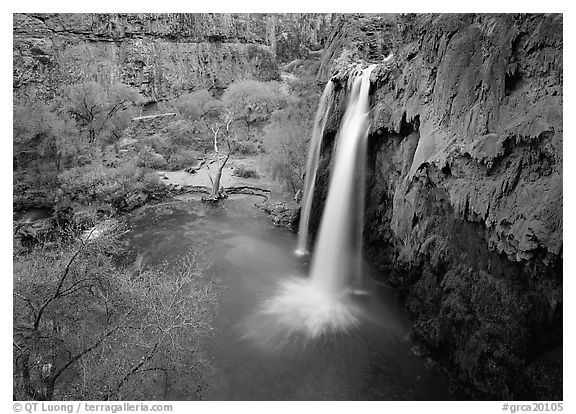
[233,140,261,156]
[166,149,201,171]
[136,145,168,169]
[13,225,217,400]
[58,162,170,214]
[233,165,260,179]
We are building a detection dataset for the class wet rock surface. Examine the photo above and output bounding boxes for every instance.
[257,200,300,230]
[311,13,562,400]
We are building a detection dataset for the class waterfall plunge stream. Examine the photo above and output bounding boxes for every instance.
[295,80,334,256]
[245,65,377,345]
[308,65,375,296]
[124,63,451,397]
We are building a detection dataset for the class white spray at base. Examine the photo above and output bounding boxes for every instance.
[245,65,377,344]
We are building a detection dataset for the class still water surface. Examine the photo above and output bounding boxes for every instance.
[125,196,451,400]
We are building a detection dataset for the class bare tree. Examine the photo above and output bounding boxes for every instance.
[13,221,217,400]
[174,90,236,202]
[58,82,143,145]
[174,81,285,202]
[203,114,235,201]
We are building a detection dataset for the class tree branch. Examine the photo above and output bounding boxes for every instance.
[34,239,90,330]
[14,292,38,320]
[51,320,124,385]
[106,336,163,400]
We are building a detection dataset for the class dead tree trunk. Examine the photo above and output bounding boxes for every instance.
[210,152,230,199]
[204,118,233,202]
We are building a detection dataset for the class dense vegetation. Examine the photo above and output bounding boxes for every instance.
[13,221,217,400]
[13,48,322,399]
[14,61,320,213]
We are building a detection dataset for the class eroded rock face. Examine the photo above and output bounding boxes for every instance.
[312,13,562,400]
[13,13,338,103]
[272,13,338,63]
[13,13,280,103]
[317,13,397,82]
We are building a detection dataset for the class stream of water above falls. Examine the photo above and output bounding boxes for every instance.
[124,196,451,400]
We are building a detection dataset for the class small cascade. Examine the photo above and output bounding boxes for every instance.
[295,80,334,256]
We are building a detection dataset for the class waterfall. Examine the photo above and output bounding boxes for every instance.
[295,80,334,256]
[245,65,376,343]
[308,65,375,295]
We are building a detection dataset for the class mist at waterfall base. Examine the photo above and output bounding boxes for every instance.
[125,200,449,399]
[243,66,378,349]
[124,64,450,399]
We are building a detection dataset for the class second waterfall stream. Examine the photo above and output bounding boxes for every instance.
[245,65,377,345]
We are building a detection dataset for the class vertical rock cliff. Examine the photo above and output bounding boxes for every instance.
[311,13,562,400]
[13,13,337,104]
[13,13,280,103]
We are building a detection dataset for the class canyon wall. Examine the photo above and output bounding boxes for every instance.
[311,13,562,400]
[13,13,336,104]
[13,12,563,400]
[271,13,337,63]
[13,13,281,103]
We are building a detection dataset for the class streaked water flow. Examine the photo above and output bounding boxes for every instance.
[125,196,451,400]
[295,80,334,256]
[251,65,377,341]
[123,62,451,399]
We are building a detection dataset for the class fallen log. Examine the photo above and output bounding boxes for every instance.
[226,186,271,199]
[182,185,211,194]
[179,185,271,202]
[184,158,207,174]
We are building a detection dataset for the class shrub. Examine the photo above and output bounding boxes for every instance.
[233,140,261,155]
[14,98,82,174]
[136,146,168,170]
[53,200,75,227]
[58,81,143,144]
[141,135,174,159]
[233,165,259,179]
[13,169,59,210]
[221,80,286,127]
[167,149,201,171]
[173,89,222,122]
[57,162,170,214]
[165,120,213,152]
[262,109,310,193]
[13,226,217,400]
[259,71,320,194]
